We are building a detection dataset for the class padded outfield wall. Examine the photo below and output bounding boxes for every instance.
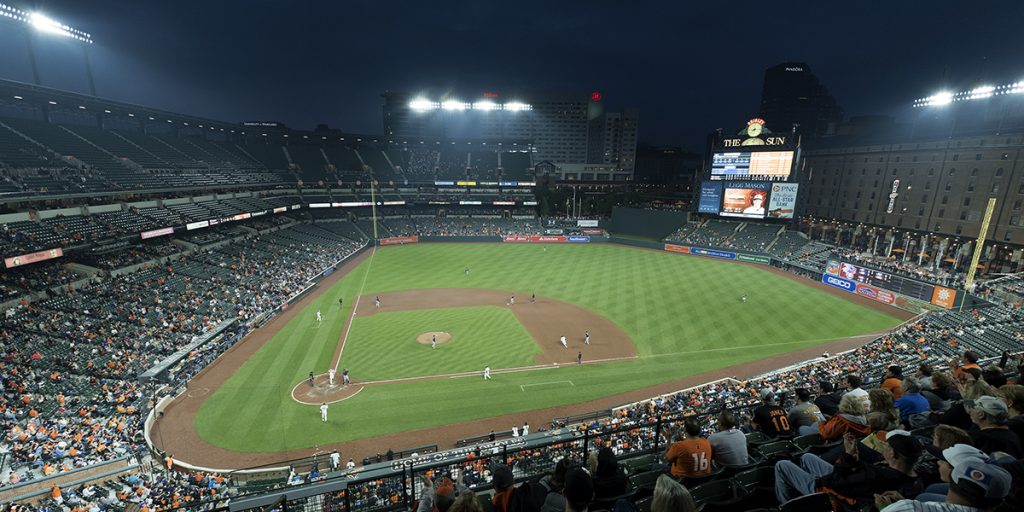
[607,206,688,239]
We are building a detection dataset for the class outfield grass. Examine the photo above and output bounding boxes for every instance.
[195,243,905,452]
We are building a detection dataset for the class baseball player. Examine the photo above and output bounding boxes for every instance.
[346,458,356,470]
[330,450,341,470]
[577,351,582,365]
[509,294,515,306]
[741,292,747,303]
[560,336,568,348]
[375,296,381,308]
[316,310,322,323]
[483,366,491,380]
[512,425,519,437]
[530,292,536,303]
[342,368,350,385]
[522,422,529,436]
[338,297,344,307]
[308,371,315,387]
[464,266,470,276]
[584,330,590,345]
[320,402,328,422]
[431,334,437,349]
[328,368,336,385]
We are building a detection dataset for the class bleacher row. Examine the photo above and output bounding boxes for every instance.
[0,219,369,502]
[0,116,535,197]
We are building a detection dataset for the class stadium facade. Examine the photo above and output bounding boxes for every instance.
[382,90,637,180]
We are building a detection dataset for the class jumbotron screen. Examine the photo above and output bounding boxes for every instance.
[710,151,794,181]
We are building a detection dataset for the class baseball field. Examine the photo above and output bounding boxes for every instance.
[162,243,909,464]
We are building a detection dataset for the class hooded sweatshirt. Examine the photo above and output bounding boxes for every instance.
[591,448,628,499]
[818,413,870,442]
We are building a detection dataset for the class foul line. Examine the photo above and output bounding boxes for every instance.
[520,380,574,391]
[334,246,376,370]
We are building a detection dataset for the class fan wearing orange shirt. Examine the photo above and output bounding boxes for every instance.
[664,417,713,479]
[880,365,904,400]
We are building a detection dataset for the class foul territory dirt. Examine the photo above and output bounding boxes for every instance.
[152,246,914,470]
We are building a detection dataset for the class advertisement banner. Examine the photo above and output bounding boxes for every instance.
[504,235,532,243]
[720,181,771,218]
[503,235,568,243]
[186,220,210,231]
[855,283,896,304]
[577,220,600,227]
[4,247,63,269]
[930,286,957,309]
[690,247,737,260]
[822,274,856,293]
[535,236,566,242]
[309,203,330,208]
[567,236,591,243]
[736,253,771,264]
[273,207,288,214]
[380,236,419,246]
[582,229,606,235]
[140,227,174,240]
[698,181,723,214]
[544,229,564,235]
[767,183,799,219]
[664,244,690,254]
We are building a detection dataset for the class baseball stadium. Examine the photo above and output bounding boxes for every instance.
[1,3,1024,512]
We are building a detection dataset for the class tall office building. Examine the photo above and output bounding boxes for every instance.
[760,62,843,138]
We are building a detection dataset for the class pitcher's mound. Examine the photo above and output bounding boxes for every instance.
[417,332,452,345]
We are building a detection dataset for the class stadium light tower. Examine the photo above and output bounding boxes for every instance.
[0,3,97,95]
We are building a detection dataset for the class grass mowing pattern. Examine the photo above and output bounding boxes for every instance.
[342,307,539,380]
[195,244,905,452]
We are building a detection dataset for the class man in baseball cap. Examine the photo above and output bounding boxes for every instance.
[917,444,990,503]
[967,395,1022,458]
[875,460,1012,511]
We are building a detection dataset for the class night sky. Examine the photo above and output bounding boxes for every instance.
[1,1,1021,150]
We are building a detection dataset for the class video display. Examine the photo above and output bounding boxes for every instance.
[720,185,768,218]
[711,151,794,181]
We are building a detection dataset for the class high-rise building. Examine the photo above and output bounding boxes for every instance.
[759,62,843,138]
[382,90,637,176]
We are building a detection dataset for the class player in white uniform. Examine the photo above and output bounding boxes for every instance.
[328,368,336,385]
[584,330,590,345]
[316,310,322,323]
[330,450,341,470]
[375,296,380,308]
[522,422,529,436]
[511,425,519,437]
[741,293,747,303]
[560,336,568,348]
[320,402,329,422]
[432,334,437,349]
[346,459,356,470]
[483,366,491,380]
[509,294,515,305]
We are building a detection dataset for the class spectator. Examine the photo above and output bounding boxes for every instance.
[537,458,571,512]
[815,381,843,418]
[817,394,870,442]
[916,443,991,503]
[788,388,825,431]
[491,464,516,512]
[665,417,713,479]
[875,460,1012,511]
[450,491,484,512]
[752,389,794,438]
[871,388,901,424]
[708,410,748,466]
[774,430,924,507]
[651,475,697,512]
[997,384,1024,444]
[883,365,905,400]
[917,363,935,390]
[591,447,627,499]
[967,396,1023,457]
[562,467,594,512]
[843,374,871,412]
[950,351,982,382]
[922,372,956,412]
[929,379,998,431]
[895,377,931,428]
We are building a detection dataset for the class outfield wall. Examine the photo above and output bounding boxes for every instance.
[607,206,688,239]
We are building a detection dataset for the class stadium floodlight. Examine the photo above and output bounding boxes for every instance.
[408,98,436,111]
[504,101,532,112]
[0,3,94,44]
[472,100,498,111]
[441,100,469,111]
[967,85,994,100]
